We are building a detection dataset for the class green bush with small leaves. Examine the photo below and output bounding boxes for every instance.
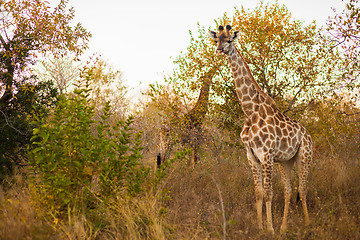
[28,71,149,218]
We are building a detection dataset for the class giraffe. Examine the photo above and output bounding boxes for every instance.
[209,25,313,233]
[158,68,216,167]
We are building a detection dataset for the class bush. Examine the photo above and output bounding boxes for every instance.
[28,72,149,219]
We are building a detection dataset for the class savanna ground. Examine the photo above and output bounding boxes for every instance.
[1,128,360,239]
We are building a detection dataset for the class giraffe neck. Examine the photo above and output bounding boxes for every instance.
[187,68,215,125]
[227,47,277,117]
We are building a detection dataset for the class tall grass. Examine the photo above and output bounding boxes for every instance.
[1,146,360,239]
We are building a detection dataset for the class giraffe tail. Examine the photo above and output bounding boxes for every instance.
[296,192,301,204]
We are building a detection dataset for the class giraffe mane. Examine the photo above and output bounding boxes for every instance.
[234,47,277,107]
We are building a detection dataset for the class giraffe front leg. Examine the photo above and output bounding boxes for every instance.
[262,160,274,234]
[247,152,263,230]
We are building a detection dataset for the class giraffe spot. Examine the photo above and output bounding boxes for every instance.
[275,126,282,136]
[260,131,269,142]
[243,103,253,113]
[267,125,275,135]
[242,87,248,95]
[289,131,295,138]
[244,77,252,86]
[265,139,271,148]
[251,114,259,123]
[266,117,275,125]
[292,137,299,147]
[243,96,251,102]
[248,86,256,97]
[259,118,265,128]
[252,125,259,134]
[280,122,286,128]
[235,78,242,87]
[254,136,262,148]
[276,112,284,121]
[282,128,289,136]
[261,126,269,133]
[254,104,259,112]
[274,117,279,126]
[263,146,269,153]
[259,94,266,103]
[233,71,239,78]
[280,138,288,151]
[259,106,266,119]
[242,66,248,75]
[265,105,275,116]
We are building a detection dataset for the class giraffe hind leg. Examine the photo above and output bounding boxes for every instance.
[279,157,296,233]
[296,137,313,225]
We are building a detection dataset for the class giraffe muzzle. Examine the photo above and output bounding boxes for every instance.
[216,49,224,55]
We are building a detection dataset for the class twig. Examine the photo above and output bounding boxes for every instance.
[209,174,227,240]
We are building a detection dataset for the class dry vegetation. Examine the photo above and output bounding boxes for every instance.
[1,129,359,239]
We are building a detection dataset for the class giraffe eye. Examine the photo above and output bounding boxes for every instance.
[227,40,232,43]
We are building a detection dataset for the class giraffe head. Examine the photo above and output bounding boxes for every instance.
[209,25,239,55]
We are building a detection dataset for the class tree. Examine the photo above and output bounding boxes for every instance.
[34,54,81,94]
[323,0,360,101]
[151,2,344,151]
[0,0,90,177]
[84,55,128,116]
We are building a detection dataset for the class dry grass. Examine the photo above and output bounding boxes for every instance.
[1,145,360,239]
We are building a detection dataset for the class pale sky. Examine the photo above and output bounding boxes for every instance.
[52,0,346,94]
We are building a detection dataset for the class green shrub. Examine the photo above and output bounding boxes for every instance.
[28,72,149,218]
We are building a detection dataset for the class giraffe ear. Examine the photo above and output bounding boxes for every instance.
[231,30,240,41]
[209,30,217,40]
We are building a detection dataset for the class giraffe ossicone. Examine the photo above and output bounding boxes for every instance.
[209,25,313,233]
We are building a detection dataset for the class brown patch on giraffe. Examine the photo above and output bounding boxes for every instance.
[253,136,262,148]
[282,128,289,136]
[259,105,266,119]
[260,131,269,142]
[233,71,239,79]
[254,104,259,112]
[267,125,275,135]
[276,126,282,136]
[242,86,248,95]
[243,102,253,113]
[265,104,275,116]
[289,130,295,138]
[280,138,288,151]
[275,112,284,121]
[252,125,259,134]
[274,117,279,126]
[266,117,275,125]
[242,66,248,75]
[248,86,257,98]
[280,122,286,128]
[259,118,265,128]
[235,78,242,87]
[243,96,252,102]
[261,125,269,133]
[251,114,259,123]
[244,76,252,86]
